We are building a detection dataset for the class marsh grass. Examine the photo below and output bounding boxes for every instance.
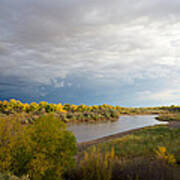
[92,126,180,163]
[67,126,180,180]
[66,147,180,180]
[66,146,116,180]
[156,114,180,121]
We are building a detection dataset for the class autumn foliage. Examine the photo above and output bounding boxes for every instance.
[0,99,120,123]
[0,114,77,180]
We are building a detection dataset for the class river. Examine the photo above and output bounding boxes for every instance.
[68,115,167,143]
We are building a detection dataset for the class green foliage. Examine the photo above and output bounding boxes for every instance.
[93,126,180,162]
[0,115,77,180]
[63,104,71,111]
[29,102,39,112]
[45,104,56,112]
[110,110,119,118]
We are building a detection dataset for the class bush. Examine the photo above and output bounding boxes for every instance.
[0,116,23,172]
[0,114,77,180]
[66,146,116,180]
[155,146,176,166]
[110,110,119,118]
[66,149,180,180]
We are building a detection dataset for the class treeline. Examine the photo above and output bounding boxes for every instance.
[0,99,180,124]
[0,99,120,123]
[2,99,178,115]
[0,99,118,114]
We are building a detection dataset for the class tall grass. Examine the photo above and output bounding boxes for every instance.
[66,126,180,180]
[94,126,180,162]
[65,146,116,180]
[66,145,180,180]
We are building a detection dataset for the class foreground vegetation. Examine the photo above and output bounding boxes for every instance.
[68,126,180,180]
[0,115,77,180]
[0,114,179,179]
[0,99,180,179]
[91,126,180,162]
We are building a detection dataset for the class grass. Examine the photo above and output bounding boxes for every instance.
[67,125,180,180]
[156,114,180,121]
[86,126,180,163]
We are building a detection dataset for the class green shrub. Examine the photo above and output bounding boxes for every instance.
[45,104,56,112]
[110,110,118,118]
[63,104,71,111]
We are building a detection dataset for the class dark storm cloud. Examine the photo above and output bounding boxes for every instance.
[1,0,180,105]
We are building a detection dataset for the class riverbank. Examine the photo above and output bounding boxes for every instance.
[78,120,180,152]
[69,122,180,180]
[78,125,160,152]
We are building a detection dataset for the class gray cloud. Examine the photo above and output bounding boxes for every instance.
[1,0,180,105]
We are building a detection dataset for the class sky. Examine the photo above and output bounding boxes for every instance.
[0,0,180,106]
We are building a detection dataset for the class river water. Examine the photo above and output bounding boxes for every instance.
[68,115,167,143]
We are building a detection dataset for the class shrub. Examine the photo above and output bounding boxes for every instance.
[0,116,23,172]
[110,110,119,118]
[0,115,77,180]
[63,104,71,111]
[67,146,116,180]
[104,112,111,119]
[155,146,176,166]
[45,104,56,113]
[29,102,39,112]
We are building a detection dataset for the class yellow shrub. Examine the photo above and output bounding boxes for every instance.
[72,104,78,111]
[155,146,176,166]
[23,103,30,112]
[56,104,66,113]
[79,146,116,180]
